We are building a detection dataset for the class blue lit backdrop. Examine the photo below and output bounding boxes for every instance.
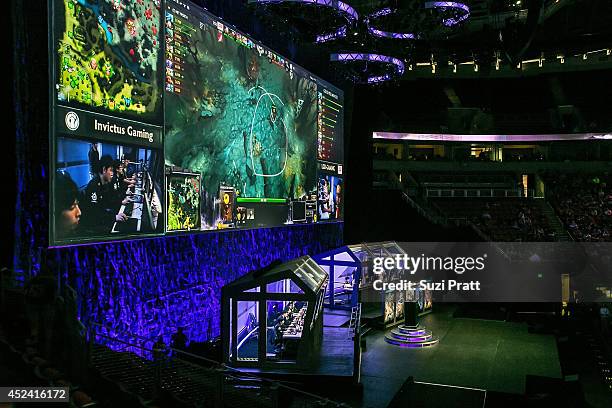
[12,0,343,354]
[58,224,342,352]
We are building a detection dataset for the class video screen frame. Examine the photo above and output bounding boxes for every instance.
[48,0,345,247]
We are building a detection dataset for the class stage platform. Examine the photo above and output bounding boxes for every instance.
[238,326,355,385]
[359,304,562,408]
[323,309,352,327]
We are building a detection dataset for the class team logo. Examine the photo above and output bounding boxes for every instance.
[91,192,97,203]
[65,111,80,131]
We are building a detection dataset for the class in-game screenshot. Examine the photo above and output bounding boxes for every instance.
[164,0,331,230]
[166,171,201,232]
[53,0,164,122]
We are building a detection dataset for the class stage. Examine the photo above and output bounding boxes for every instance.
[359,304,562,408]
[237,326,355,384]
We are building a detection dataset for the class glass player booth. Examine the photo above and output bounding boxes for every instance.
[312,246,362,310]
[221,256,328,369]
[348,242,433,328]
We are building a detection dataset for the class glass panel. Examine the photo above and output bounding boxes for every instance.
[383,242,404,255]
[332,265,356,307]
[312,292,323,330]
[319,264,331,276]
[266,300,307,361]
[229,299,233,359]
[334,251,355,262]
[319,265,332,306]
[347,244,366,261]
[294,259,328,291]
[266,300,287,360]
[266,279,303,294]
[396,291,405,321]
[384,292,396,325]
[245,286,260,293]
[236,300,259,361]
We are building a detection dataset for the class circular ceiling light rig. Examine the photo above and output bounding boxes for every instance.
[424,1,470,27]
[316,25,348,44]
[248,0,358,43]
[330,53,405,84]
[365,7,419,40]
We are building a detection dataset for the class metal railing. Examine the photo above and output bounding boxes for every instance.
[385,170,448,225]
[537,200,574,242]
[88,322,353,408]
[348,304,361,339]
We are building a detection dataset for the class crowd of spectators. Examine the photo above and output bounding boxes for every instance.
[433,198,554,242]
[474,200,553,241]
[546,173,612,242]
[503,151,545,162]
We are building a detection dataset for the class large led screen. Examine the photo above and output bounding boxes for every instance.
[163,1,344,230]
[49,0,344,246]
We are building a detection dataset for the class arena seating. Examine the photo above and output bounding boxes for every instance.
[432,198,554,242]
[545,173,612,242]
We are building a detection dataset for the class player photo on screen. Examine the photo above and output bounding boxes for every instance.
[317,174,343,221]
[53,137,164,244]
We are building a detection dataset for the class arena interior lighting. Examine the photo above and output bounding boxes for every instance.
[330,53,405,83]
[249,0,358,42]
[365,7,419,40]
[424,1,470,27]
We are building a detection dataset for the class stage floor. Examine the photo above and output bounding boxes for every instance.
[359,304,562,408]
[239,326,354,379]
[323,309,352,327]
